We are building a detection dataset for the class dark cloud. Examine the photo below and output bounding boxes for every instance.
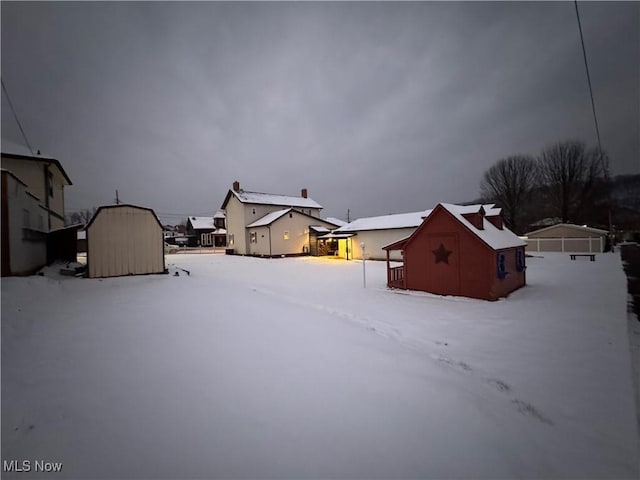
[2,2,638,222]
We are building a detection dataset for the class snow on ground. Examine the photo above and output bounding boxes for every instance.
[2,253,638,478]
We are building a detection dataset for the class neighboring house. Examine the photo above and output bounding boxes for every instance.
[184,212,227,247]
[213,210,227,247]
[383,203,527,301]
[85,204,165,278]
[221,181,330,256]
[334,211,430,261]
[1,169,48,276]
[1,142,72,230]
[523,223,608,253]
[246,208,338,257]
[186,216,216,247]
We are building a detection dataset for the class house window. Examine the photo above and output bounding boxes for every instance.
[252,208,256,215]
[37,214,44,231]
[22,209,30,228]
[497,252,506,279]
[48,170,54,197]
[289,213,293,218]
[284,231,289,240]
[250,232,257,243]
[516,248,526,272]
[228,234,234,246]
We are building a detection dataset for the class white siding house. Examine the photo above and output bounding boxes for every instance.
[1,169,48,276]
[86,204,165,278]
[221,181,327,256]
[334,211,431,260]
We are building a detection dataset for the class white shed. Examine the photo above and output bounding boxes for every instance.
[86,204,165,278]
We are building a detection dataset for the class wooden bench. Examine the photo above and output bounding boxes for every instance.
[570,254,595,261]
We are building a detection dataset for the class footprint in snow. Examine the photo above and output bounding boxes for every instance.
[512,399,554,426]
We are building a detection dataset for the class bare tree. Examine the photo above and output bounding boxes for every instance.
[480,155,538,233]
[538,141,607,224]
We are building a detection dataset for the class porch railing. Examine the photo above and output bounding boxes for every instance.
[388,265,404,288]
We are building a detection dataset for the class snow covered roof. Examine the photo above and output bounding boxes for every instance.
[310,225,331,233]
[1,140,72,185]
[336,210,431,233]
[213,210,226,219]
[223,189,323,209]
[437,203,526,250]
[247,208,292,228]
[324,217,347,227]
[188,216,215,230]
[524,223,609,236]
[214,228,227,235]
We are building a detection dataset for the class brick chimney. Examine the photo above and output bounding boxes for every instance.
[233,180,240,192]
[301,188,308,198]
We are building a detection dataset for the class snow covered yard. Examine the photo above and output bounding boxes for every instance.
[2,253,638,479]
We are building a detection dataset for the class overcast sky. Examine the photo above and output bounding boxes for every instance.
[2,1,638,223]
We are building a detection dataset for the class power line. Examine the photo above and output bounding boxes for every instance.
[1,78,35,155]
[574,0,612,236]
[573,1,603,156]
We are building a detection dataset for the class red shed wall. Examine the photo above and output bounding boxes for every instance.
[404,208,494,300]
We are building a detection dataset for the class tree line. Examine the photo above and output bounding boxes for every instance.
[479,140,613,235]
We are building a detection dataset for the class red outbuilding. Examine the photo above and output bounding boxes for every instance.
[383,203,527,301]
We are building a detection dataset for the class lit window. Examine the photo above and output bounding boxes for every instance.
[284,231,289,240]
[228,234,234,246]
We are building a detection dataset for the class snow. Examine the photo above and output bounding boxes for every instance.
[246,208,292,228]
[336,210,430,232]
[438,203,527,250]
[188,216,215,229]
[324,217,347,227]
[525,223,610,236]
[231,189,322,209]
[2,253,638,478]
[1,139,56,160]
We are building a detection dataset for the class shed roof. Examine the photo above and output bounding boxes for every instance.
[336,210,431,233]
[524,223,609,237]
[437,203,526,250]
[222,189,322,210]
[86,204,162,230]
[383,203,524,251]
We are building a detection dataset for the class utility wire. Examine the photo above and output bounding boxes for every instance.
[1,78,35,155]
[574,1,604,156]
[574,0,613,235]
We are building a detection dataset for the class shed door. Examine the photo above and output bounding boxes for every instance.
[424,234,460,296]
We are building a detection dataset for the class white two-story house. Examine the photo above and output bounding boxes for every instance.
[220,181,338,257]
